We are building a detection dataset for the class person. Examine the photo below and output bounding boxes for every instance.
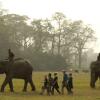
[67,73,73,94]
[40,75,49,95]
[97,53,100,61]
[8,49,15,62]
[48,73,53,95]
[51,73,61,95]
[61,70,70,94]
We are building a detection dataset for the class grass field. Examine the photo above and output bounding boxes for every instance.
[0,72,100,100]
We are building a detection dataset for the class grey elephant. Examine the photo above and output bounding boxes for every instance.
[90,61,100,88]
[0,58,36,92]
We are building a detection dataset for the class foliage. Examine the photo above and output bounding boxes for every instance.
[0,9,96,69]
[31,52,67,71]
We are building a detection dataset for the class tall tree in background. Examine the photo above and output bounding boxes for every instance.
[60,19,74,64]
[3,14,30,50]
[70,20,95,68]
[52,12,66,55]
[0,13,34,58]
[0,9,11,58]
[31,19,52,53]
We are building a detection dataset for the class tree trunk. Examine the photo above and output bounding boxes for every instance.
[58,34,61,55]
[78,49,82,68]
[51,34,55,55]
[74,54,78,68]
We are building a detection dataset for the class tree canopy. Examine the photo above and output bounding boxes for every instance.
[0,9,96,70]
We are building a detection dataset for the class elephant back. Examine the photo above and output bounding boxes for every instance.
[8,58,33,75]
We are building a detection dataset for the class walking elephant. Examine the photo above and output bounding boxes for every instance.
[90,61,100,88]
[0,58,36,92]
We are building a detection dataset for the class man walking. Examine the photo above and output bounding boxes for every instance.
[61,70,70,94]
[52,73,61,95]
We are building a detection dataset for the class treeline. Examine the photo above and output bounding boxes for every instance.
[0,9,96,70]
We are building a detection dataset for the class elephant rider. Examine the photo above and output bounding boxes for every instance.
[97,53,100,61]
[8,49,15,62]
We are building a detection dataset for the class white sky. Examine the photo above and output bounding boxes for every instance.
[0,0,100,52]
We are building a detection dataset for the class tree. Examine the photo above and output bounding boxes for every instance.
[52,12,66,55]
[0,9,10,59]
[31,19,52,53]
[3,14,32,51]
[59,19,74,64]
[70,20,96,68]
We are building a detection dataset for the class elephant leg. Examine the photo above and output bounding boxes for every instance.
[94,74,99,87]
[1,77,9,92]
[23,79,28,92]
[29,77,36,91]
[9,79,14,92]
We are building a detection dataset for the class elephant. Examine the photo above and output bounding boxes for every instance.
[90,61,100,88]
[0,58,36,92]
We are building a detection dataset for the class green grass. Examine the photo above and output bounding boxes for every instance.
[0,72,100,100]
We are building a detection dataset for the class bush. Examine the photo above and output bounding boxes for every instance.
[31,52,68,71]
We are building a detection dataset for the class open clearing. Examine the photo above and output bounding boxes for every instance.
[0,72,100,100]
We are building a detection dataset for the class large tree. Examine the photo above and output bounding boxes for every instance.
[52,12,66,55]
[70,20,96,68]
[31,19,52,53]
[3,14,32,51]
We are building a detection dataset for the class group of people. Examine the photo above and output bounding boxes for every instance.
[40,71,73,95]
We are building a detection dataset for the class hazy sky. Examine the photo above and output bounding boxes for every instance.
[0,0,100,52]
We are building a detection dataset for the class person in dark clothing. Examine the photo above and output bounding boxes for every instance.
[97,53,100,61]
[68,73,73,94]
[8,49,15,62]
[51,73,61,95]
[48,73,53,95]
[61,70,70,94]
[40,75,49,95]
